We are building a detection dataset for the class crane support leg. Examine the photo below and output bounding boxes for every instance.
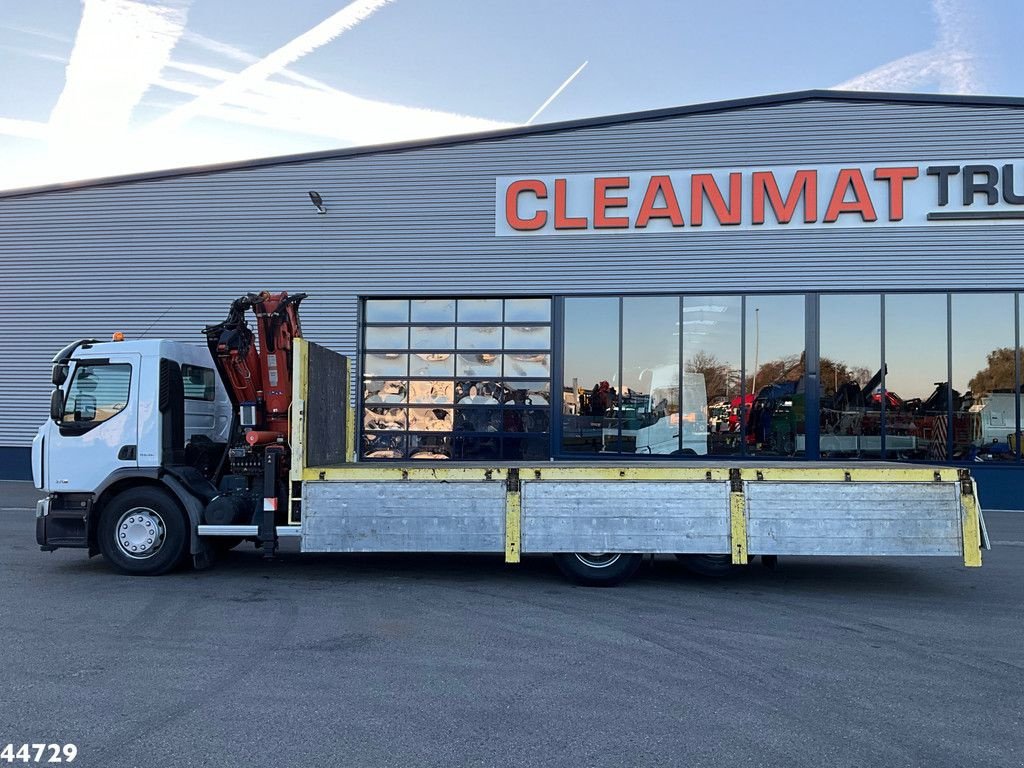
[259,447,284,559]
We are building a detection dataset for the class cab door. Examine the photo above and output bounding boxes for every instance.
[48,354,140,492]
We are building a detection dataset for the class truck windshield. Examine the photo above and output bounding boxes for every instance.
[62,363,132,431]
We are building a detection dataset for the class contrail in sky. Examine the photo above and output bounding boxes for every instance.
[526,60,588,125]
[152,0,397,130]
[49,0,190,137]
[832,0,981,93]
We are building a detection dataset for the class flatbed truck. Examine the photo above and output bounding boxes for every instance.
[32,294,988,586]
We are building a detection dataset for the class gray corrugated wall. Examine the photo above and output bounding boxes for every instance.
[3,98,1024,447]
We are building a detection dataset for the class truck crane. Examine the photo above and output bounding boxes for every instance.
[202,291,305,556]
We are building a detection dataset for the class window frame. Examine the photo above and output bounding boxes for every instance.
[58,360,133,436]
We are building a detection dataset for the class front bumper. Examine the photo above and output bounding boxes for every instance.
[36,495,91,550]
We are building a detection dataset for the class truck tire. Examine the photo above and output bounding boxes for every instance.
[98,487,189,576]
[675,553,737,577]
[553,552,643,587]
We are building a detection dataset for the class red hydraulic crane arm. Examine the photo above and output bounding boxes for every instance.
[203,291,306,443]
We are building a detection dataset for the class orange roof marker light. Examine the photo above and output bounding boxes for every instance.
[112,332,125,342]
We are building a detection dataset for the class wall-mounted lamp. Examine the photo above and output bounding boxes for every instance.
[308,190,327,214]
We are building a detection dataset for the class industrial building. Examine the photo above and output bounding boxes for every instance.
[3,89,1023,508]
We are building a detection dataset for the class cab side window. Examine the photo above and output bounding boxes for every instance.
[62,364,132,431]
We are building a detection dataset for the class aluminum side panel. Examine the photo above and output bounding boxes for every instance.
[520,481,730,554]
[745,482,962,556]
[301,481,505,552]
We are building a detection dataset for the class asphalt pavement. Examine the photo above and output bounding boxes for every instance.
[1,480,1021,768]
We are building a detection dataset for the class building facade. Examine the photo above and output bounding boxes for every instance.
[3,91,1024,508]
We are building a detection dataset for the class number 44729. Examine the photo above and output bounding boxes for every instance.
[0,745,77,763]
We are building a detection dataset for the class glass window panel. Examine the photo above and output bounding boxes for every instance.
[503,380,549,406]
[503,436,549,460]
[504,326,551,350]
[683,296,742,456]
[562,297,620,454]
[411,299,455,322]
[952,293,1016,460]
[363,353,407,377]
[458,326,502,350]
[410,326,454,349]
[745,295,805,456]
[408,380,454,404]
[362,433,406,459]
[451,434,500,460]
[457,353,502,377]
[522,408,550,433]
[409,434,452,460]
[505,298,551,322]
[364,326,408,349]
[410,353,454,377]
[363,379,407,404]
[363,407,407,431]
[455,407,502,432]
[455,380,503,404]
[457,299,502,322]
[504,353,549,378]
[182,364,216,402]
[819,294,882,459]
[408,406,453,432]
[884,294,948,460]
[63,364,132,427]
[622,296,682,456]
[365,299,408,322]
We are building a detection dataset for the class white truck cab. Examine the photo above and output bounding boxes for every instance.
[34,338,233,570]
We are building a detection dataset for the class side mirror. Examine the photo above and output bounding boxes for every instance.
[50,389,65,422]
[52,364,68,386]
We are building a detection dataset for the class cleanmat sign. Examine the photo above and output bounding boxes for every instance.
[495,160,1024,235]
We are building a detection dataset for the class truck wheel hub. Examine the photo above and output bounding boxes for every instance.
[574,553,621,569]
[115,507,165,559]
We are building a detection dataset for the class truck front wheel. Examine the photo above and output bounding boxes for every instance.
[98,487,188,576]
[553,552,643,587]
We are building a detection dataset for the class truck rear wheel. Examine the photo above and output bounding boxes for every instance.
[553,552,643,587]
[98,487,188,576]
[675,553,737,577]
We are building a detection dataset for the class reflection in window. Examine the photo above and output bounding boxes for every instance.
[365,300,408,322]
[364,326,408,349]
[362,297,552,460]
[819,294,882,459]
[506,298,551,322]
[745,295,805,456]
[364,379,407,403]
[683,296,742,456]
[618,296,682,455]
[411,353,454,377]
[411,299,455,322]
[364,354,407,377]
[562,297,619,453]
[62,364,132,429]
[458,326,502,349]
[952,294,1017,461]
[408,407,453,432]
[884,294,948,460]
[457,354,502,377]
[408,380,453,404]
[182,364,216,402]
[410,326,454,349]
[457,299,502,322]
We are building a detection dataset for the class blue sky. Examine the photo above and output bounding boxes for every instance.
[1,0,1021,191]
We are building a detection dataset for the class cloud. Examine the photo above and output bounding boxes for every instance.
[0,117,48,140]
[49,0,190,140]
[832,0,982,94]
[151,0,397,130]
